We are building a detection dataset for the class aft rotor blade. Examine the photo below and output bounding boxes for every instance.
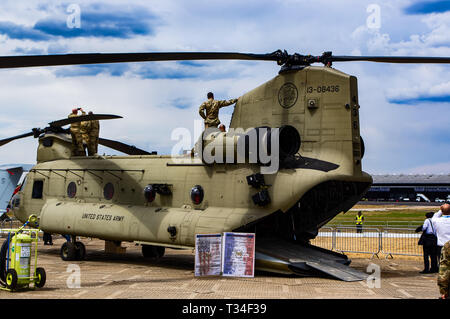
[0,131,34,147]
[0,52,281,69]
[98,138,152,155]
[49,114,122,127]
[331,56,450,64]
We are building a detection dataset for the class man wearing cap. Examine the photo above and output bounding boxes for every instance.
[199,92,238,128]
[68,108,86,156]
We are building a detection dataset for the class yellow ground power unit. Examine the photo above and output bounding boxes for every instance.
[0,215,46,291]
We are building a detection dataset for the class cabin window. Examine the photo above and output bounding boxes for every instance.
[67,182,77,198]
[31,180,44,199]
[103,182,114,200]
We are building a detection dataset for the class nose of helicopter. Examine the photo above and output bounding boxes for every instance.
[10,192,27,223]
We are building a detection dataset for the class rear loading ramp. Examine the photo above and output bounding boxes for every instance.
[255,237,368,282]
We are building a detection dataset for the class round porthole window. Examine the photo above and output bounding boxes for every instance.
[67,182,77,198]
[103,182,115,200]
[144,184,156,203]
[190,185,204,205]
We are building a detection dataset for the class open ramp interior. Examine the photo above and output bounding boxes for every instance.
[256,237,368,282]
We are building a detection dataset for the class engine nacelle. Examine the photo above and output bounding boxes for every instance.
[37,133,72,163]
[196,125,301,166]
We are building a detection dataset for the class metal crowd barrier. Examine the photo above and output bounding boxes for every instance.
[310,226,334,251]
[313,226,422,258]
[380,228,422,258]
[333,226,381,258]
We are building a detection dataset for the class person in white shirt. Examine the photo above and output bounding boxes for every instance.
[432,203,450,256]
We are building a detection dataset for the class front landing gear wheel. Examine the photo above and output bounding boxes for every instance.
[142,245,165,260]
[75,242,86,260]
[61,242,77,261]
[35,267,46,288]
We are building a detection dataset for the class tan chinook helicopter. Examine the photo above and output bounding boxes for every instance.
[2,50,450,281]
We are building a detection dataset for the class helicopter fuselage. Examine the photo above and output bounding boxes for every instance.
[13,153,371,247]
[12,65,372,247]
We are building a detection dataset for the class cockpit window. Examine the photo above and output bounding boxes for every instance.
[32,180,44,199]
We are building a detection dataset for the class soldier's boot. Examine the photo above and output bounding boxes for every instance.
[87,143,96,156]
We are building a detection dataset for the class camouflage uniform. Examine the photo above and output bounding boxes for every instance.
[438,240,450,298]
[80,119,91,148]
[68,111,85,156]
[88,119,100,156]
[199,98,237,128]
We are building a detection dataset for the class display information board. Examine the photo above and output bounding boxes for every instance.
[221,232,255,277]
[194,233,222,277]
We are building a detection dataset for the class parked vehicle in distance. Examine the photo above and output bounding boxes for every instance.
[435,198,445,203]
[401,197,410,201]
[416,193,431,202]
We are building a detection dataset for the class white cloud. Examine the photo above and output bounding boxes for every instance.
[0,0,449,175]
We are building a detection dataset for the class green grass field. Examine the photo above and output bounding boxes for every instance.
[326,206,438,228]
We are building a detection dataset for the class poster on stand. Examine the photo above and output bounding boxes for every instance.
[221,232,255,277]
[194,233,222,276]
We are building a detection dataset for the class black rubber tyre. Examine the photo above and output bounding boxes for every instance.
[35,267,46,288]
[0,240,8,284]
[0,233,15,285]
[5,269,17,291]
[75,242,86,260]
[142,245,165,259]
[61,242,77,261]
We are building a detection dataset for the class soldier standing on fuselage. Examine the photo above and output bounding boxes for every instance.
[80,115,91,155]
[199,92,238,128]
[68,108,86,156]
[88,111,100,156]
[80,111,100,156]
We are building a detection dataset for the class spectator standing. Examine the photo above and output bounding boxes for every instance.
[416,212,439,273]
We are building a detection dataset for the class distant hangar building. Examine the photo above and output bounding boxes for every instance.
[364,174,450,202]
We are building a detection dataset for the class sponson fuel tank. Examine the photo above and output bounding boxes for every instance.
[38,199,266,246]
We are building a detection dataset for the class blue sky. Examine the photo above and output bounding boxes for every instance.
[0,0,449,174]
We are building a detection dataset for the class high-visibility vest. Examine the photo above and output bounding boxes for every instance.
[356,215,364,225]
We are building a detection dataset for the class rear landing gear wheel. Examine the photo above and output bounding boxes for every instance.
[75,242,86,260]
[142,245,165,260]
[61,242,77,261]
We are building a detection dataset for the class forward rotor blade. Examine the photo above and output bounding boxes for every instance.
[331,56,450,64]
[98,138,152,155]
[1,51,450,69]
[0,131,34,147]
[0,52,280,69]
[49,114,122,127]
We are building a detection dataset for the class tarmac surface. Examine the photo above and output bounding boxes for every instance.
[0,238,441,299]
